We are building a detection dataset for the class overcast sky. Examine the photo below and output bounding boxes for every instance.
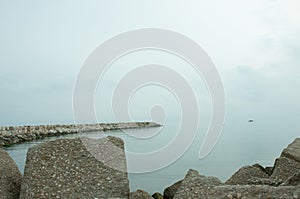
[0,0,299,140]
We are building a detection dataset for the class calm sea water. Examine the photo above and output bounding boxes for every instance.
[4,124,298,194]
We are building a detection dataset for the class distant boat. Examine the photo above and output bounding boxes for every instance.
[248,119,254,123]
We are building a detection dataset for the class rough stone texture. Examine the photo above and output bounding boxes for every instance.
[130,189,153,199]
[283,171,300,186]
[173,169,222,199]
[20,136,129,199]
[282,138,300,162]
[163,180,182,199]
[175,185,300,199]
[265,166,274,176]
[271,157,300,182]
[174,169,300,199]
[246,177,283,186]
[271,138,300,182]
[0,122,161,146]
[152,192,163,199]
[225,164,270,185]
[0,148,22,199]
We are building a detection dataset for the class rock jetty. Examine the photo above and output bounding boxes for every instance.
[0,137,299,198]
[172,170,298,199]
[0,122,161,146]
[164,138,300,199]
[137,138,300,199]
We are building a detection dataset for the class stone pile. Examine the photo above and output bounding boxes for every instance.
[0,137,299,198]
[0,122,161,146]
[133,138,300,199]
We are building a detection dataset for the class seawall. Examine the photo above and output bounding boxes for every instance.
[0,122,161,146]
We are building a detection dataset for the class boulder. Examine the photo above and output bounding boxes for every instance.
[271,138,300,182]
[20,136,129,198]
[0,148,22,199]
[225,164,269,185]
[283,171,300,186]
[271,157,299,182]
[173,169,222,199]
[180,185,299,199]
[130,189,153,199]
[163,180,182,199]
[281,138,300,162]
[173,169,300,198]
[152,192,163,199]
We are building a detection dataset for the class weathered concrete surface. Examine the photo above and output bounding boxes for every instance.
[225,164,270,185]
[264,166,274,176]
[20,136,129,199]
[173,138,300,199]
[174,170,300,199]
[163,180,182,199]
[283,171,300,186]
[225,138,300,187]
[281,138,300,162]
[271,138,300,183]
[0,122,161,146]
[173,169,222,199]
[0,148,22,199]
[175,184,299,199]
[130,189,153,199]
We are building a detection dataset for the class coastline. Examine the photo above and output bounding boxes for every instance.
[1,136,299,198]
[0,122,161,147]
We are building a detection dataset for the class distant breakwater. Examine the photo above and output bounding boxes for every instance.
[0,122,161,146]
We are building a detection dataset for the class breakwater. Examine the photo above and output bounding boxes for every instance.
[0,122,161,146]
[1,137,299,198]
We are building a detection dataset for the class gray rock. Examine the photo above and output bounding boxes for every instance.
[283,171,300,186]
[246,177,283,186]
[180,185,300,199]
[271,138,300,182]
[281,138,300,162]
[225,164,270,185]
[174,169,300,198]
[130,189,153,199]
[271,156,300,182]
[152,192,163,199]
[0,122,161,146]
[265,166,274,176]
[0,148,22,199]
[173,169,222,199]
[20,136,129,199]
[163,180,182,199]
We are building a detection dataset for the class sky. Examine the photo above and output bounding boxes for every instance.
[0,0,300,135]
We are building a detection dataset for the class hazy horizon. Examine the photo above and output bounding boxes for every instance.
[1,1,299,144]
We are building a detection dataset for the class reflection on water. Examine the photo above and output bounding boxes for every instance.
[4,125,297,194]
